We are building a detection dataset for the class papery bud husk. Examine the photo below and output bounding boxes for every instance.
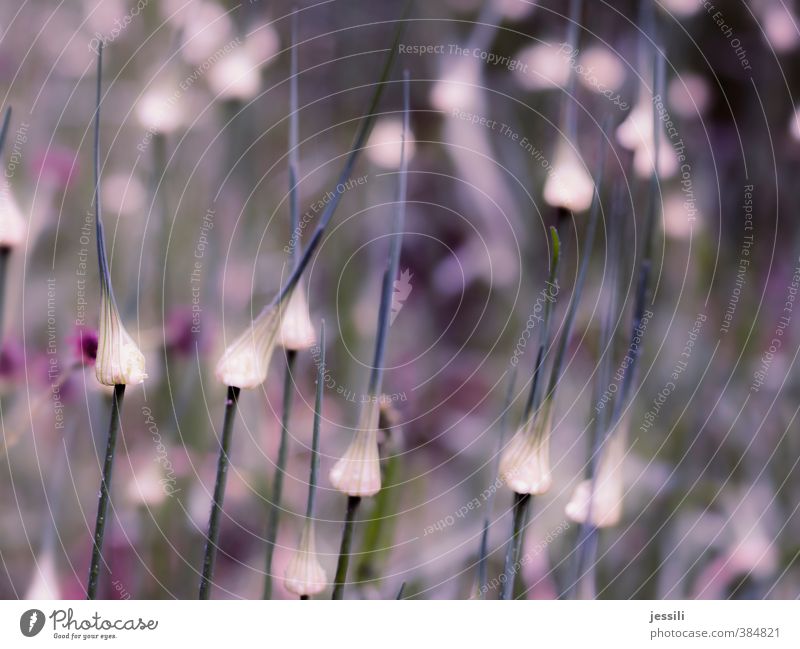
[96,289,147,386]
[279,284,316,350]
[0,187,26,248]
[215,300,286,389]
[566,429,626,528]
[543,142,594,213]
[284,519,327,597]
[499,404,554,495]
[329,397,382,497]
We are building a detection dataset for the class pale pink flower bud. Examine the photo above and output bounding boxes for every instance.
[279,284,315,351]
[284,519,327,597]
[329,398,382,497]
[565,433,626,528]
[215,302,285,389]
[96,290,147,386]
[0,187,26,248]
[543,142,594,212]
[499,404,554,495]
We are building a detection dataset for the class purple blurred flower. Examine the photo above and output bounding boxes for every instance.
[72,327,98,366]
[0,339,23,379]
[33,146,78,190]
[165,307,202,357]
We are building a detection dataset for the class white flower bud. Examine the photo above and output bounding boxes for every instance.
[96,290,147,386]
[565,433,625,528]
[284,519,327,597]
[616,91,678,178]
[366,117,416,169]
[499,406,554,495]
[136,84,186,134]
[279,284,315,351]
[208,49,261,101]
[0,187,26,248]
[329,398,382,497]
[543,142,595,212]
[215,301,284,389]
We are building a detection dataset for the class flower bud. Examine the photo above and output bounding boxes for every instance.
[543,142,594,212]
[499,405,554,495]
[284,519,327,597]
[329,398,382,497]
[616,90,678,178]
[279,284,315,350]
[566,430,626,528]
[215,301,285,389]
[96,290,147,386]
[0,187,26,248]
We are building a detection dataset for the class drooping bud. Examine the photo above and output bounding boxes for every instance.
[543,141,594,213]
[0,187,26,248]
[499,424,552,495]
[616,89,678,178]
[95,289,147,386]
[215,301,285,389]
[279,284,315,350]
[284,519,327,597]
[499,405,554,495]
[329,398,381,497]
[566,432,626,528]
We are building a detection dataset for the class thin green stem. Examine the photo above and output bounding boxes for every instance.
[153,132,170,311]
[522,226,562,424]
[307,323,325,520]
[500,492,530,600]
[477,518,491,599]
[332,495,362,599]
[354,422,401,585]
[199,385,240,599]
[563,0,583,143]
[288,9,301,268]
[87,384,125,599]
[263,350,298,599]
[478,366,517,598]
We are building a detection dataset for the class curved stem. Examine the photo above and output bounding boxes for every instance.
[199,385,240,599]
[87,384,125,599]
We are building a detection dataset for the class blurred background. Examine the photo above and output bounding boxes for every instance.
[1,0,799,599]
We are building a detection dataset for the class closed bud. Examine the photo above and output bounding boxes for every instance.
[284,519,327,597]
[96,289,147,386]
[499,406,554,495]
[0,187,26,248]
[215,301,285,389]
[279,284,315,350]
[329,398,381,497]
[566,430,626,528]
[616,90,678,178]
[543,142,594,212]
